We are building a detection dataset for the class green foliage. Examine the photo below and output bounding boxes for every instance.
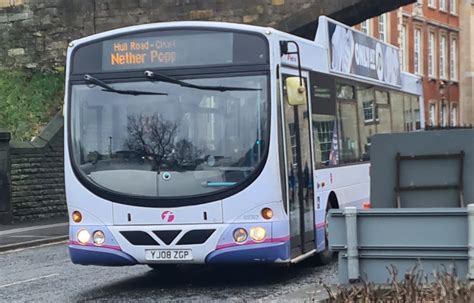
[0,70,64,141]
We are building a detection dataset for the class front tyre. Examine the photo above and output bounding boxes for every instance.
[314,202,334,265]
[147,264,179,273]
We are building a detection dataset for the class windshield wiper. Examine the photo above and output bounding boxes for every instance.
[84,75,168,96]
[144,70,262,92]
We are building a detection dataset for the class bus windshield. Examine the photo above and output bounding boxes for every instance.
[70,74,269,198]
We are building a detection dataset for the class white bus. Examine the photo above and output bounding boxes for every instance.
[65,16,423,267]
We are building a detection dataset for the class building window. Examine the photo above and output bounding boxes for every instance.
[401,24,408,71]
[441,103,447,127]
[360,20,370,35]
[440,35,447,79]
[428,32,436,78]
[428,0,436,7]
[440,0,447,10]
[429,103,436,126]
[363,101,377,122]
[378,14,387,42]
[415,108,421,130]
[450,38,457,81]
[449,0,457,14]
[450,103,457,126]
[414,28,422,75]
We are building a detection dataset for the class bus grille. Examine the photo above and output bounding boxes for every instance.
[153,230,181,245]
[176,229,215,245]
[119,229,216,246]
[120,231,159,246]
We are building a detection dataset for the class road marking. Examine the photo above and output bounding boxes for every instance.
[9,235,47,238]
[0,274,59,289]
[0,238,68,254]
[0,222,68,236]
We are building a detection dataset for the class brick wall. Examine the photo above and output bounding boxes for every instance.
[8,115,65,221]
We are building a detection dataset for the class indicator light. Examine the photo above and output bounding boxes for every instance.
[261,208,273,220]
[72,211,82,223]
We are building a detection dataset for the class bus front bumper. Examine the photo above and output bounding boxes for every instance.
[69,244,137,266]
[69,222,290,266]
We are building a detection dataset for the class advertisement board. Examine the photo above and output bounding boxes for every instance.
[326,19,402,87]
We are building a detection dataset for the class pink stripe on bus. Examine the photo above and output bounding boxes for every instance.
[216,236,290,250]
[315,222,325,229]
[69,240,122,251]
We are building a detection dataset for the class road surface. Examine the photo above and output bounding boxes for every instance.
[0,242,337,302]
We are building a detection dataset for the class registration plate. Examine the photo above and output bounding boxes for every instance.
[145,249,193,261]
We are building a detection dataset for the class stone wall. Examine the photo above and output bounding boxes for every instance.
[0,0,316,69]
[0,0,416,70]
[0,129,11,223]
[7,114,65,222]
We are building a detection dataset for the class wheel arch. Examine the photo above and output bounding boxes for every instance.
[328,191,339,209]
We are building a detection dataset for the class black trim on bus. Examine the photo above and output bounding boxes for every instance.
[120,231,159,246]
[153,230,181,245]
[315,160,370,171]
[68,65,270,82]
[70,26,270,75]
[67,68,272,208]
[176,229,215,245]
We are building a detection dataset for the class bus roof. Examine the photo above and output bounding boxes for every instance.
[68,17,421,96]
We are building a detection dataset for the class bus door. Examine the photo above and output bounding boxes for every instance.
[281,69,315,258]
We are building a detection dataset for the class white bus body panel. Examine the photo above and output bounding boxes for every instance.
[65,19,423,265]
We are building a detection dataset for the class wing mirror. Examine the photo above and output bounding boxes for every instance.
[280,40,306,106]
[285,77,307,106]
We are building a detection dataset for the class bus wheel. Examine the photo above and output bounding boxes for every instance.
[314,202,334,265]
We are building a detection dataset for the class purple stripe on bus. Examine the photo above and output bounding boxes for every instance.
[69,244,137,266]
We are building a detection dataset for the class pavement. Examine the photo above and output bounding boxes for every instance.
[0,216,68,252]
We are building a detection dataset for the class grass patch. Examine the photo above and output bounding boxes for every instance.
[0,70,64,141]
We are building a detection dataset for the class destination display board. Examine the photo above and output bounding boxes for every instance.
[322,19,402,87]
[101,32,234,71]
[70,29,269,75]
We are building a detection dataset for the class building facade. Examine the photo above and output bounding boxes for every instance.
[356,0,461,127]
[459,0,474,125]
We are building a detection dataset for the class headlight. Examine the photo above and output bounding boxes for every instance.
[233,228,248,243]
[249,227,266,242]
[93,230,105,245]
[77,229,90,244]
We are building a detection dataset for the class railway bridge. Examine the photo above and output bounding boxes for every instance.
[0,0,416,69]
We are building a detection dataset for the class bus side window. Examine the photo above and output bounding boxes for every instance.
[375,90,392,135]
[338,101,360,163]
[312,114,337,167]
[356,86,375,162]
[310,72,337,168]
[390,91,405,132]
